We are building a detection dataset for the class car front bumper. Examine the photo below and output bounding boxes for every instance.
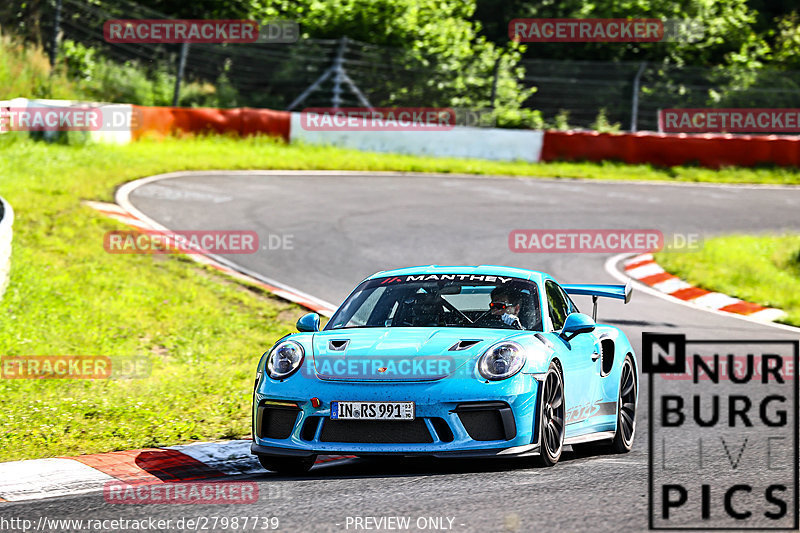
[251,372,542,457]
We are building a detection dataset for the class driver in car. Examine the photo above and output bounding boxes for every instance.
[483,287,523,329]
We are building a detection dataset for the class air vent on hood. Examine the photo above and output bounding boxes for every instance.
[328,340,349,351]
[449,339,482,351]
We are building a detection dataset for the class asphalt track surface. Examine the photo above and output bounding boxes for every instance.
[9,172,800,532]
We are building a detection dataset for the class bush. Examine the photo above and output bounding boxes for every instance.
[0,29,82,100]
[59,39,240,107]
[493,107,544,129]
[591,108,621,133]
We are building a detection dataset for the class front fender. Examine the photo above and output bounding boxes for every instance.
[518,335,557,375]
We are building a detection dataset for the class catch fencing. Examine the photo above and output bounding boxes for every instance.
[2,0,800,131]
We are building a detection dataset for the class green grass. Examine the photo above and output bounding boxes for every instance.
[2,134,800,462]
[655,235,800,327]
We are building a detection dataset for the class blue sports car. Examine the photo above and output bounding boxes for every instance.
[251,265,638,473]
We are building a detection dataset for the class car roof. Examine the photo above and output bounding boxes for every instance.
[365,265,547,284]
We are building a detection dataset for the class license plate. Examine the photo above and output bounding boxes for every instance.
[330,401,415,420]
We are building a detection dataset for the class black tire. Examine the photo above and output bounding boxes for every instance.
[610,355,637,453]
[573,354,637,456]
[535,361,565,467]
[257,454,316,474]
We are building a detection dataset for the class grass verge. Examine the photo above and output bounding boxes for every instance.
[2,133,800,461]
[655,235,800,327]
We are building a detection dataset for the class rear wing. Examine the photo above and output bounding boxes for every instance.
[561,282,632,320]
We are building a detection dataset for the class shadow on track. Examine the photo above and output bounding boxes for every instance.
[603,318,678,327]
[246,448,614,482]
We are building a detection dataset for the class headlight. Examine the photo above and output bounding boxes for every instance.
[266,340,305,379]
[478,341,526,380]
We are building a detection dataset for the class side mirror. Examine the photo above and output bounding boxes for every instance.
[296,312,320,332]
[560,312,595,340]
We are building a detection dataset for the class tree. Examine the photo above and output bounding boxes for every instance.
[473,0,766,67]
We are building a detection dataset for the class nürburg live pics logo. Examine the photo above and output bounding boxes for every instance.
[644,333,798,530]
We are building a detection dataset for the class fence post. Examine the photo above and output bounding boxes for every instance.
[49,0,63,69]
[172,42,190,107]
[331,37,348,109]
[490,55,501,108]
[286,36,371,111]
[630,61,647,132]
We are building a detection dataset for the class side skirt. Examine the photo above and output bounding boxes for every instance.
[564,430,615,446]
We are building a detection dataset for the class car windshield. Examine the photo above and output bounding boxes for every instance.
[327,275,542,331]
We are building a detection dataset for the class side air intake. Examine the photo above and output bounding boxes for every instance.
[328,340,349,351]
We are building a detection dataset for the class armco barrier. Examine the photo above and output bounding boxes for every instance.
[0,195,13,300]
[132,106,290,141]
[541,130,800,168]
[289,113,544,162]
[7,97,800,168]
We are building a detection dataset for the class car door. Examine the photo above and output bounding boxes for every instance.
[545,280,602,434]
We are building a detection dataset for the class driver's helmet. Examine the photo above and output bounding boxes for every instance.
[489,285,535,329]
[489,286,521,313]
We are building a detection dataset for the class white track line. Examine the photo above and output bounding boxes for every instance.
[115,168,800,189]
[116,173,337,316]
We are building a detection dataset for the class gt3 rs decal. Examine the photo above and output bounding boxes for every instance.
[565,400,616,424]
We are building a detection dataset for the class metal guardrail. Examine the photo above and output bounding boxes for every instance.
[0,195,14,300]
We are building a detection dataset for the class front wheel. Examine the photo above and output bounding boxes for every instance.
[257,454,316,474]
[534,361,565,467]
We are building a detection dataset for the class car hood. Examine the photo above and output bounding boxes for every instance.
[311,327,518,381]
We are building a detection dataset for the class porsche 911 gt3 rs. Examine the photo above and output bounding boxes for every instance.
[251,265,638,473]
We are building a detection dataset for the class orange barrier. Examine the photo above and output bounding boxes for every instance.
[541,130,800,168]
[132,106,290,141]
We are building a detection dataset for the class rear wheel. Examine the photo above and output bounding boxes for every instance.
[535,361,565,467]
[610,355,637,453]
[257,454,316,474]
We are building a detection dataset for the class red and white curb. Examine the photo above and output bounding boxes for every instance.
[622,253,786,323]
[0,440,354,502]
[84,200,336,317]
